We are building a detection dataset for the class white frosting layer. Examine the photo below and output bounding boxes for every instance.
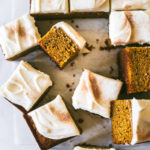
[72,69,123,118]
[30,0,69,14]
[112,0,150,10]
[74,146,116,150]
[70,0,109,12]
[0,61,52,111]
[54,22,86,50]
[0,14,41,59]
[131,98,150,145]
[109,11,150,46]
[29,95,80,139]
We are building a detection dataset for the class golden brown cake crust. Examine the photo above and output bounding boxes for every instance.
[119,47,131,93]
[112,100,132,144]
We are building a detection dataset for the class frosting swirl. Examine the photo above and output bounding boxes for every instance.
[72,69,122,118]
[109,12,132,46]
[131,98,150,145]
[29,95,80,139]
[0,14,41,59]
[0,61,52,111]
[30,0,69,14]
[70,0,109,12]
[112,0,150,10]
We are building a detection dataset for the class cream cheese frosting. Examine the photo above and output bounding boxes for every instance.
[0,14,41,60]
[0,61,52,111]
[30,0,69,14]
[54,22,86,50]
[112,0,150,11]
[70,0,109,12]
[29,95,80,139]
[109,11,150,46]
[72,69,123,118]
[74,146,116,150]
[131,98,150,145]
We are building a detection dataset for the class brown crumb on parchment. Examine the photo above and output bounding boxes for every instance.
[99,39,116,51]
[85,43,95,51]
[82,53,89,56]
[78,118,84,124]
[69,89,73,92]
[109,66,114,74]
[66,84,70,88]
[70,62,75,67]
[96,39,99,43]
[75,25,79,28]
[71,20,74,23]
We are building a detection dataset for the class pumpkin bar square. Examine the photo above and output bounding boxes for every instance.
[39,21,86,68]
[24,95,80,150]
[0,60,52,113]
[112,98,150,145]
[109,11,150,46]
[120,47,150,94]
[72,69,123,118]
[0,14,41,60]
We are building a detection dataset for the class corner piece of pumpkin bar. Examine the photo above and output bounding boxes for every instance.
[109,11,150,46]
[0,60,52,113]
[120,47,150,94]
[39,21,86,69]
[72,69,123,118]
[0,14,41,60]
[112,98,150,145]
[24,95,80,150]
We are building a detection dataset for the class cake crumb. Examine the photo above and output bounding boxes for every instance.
[69,89,73,92]
[96,39,99,43]
[109,66,114,74]
[82,53,89,56]
[70,62,75,67]
[71,20,74,23]
[85,43,95,51]
[73,74,76,77]
[75,25,79,28]
[78,118,84,123]
[99,39,116,51]
[72,82,75,85]
[66,84,70,88]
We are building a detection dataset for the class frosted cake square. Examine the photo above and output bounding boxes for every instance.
[0,61,52,112]
[0,14,41,60]
[24,95,80,150]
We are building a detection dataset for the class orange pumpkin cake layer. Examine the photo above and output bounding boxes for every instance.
[112,99,150,145]
[120,47,150,94]
[39,22,86,68]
